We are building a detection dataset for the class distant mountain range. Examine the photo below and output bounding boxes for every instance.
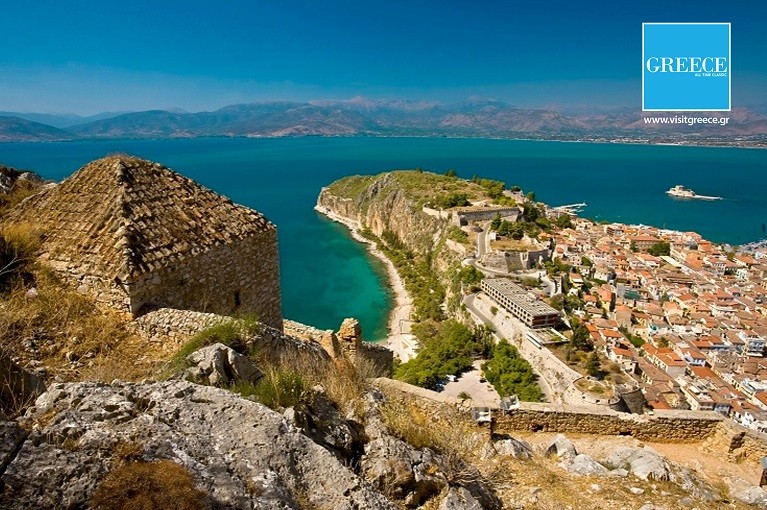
[2,99,766,145]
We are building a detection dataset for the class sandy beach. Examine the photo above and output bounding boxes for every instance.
[315,205,417,362]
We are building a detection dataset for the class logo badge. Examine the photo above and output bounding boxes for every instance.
[642,23,731,111]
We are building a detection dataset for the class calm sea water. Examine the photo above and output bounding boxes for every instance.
[1,137,765,338]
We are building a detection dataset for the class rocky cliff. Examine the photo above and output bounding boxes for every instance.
[316,171,487,317]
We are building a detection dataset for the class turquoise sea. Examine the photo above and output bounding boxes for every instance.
[1,138,765,339]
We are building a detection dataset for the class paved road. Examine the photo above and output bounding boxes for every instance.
[476,226,488,258]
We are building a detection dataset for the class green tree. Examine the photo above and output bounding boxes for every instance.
[395,320,493,390]
[585,351,602,378]
[522,203,540,222]
[445,168,458,178]
[481,340,543,401]
[490,213,502,231]
[555,215,574,229]
[648,241,671,257]
[570,321,593,352]
[526,191,536,202]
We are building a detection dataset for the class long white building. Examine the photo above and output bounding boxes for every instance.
[481,277,561,329]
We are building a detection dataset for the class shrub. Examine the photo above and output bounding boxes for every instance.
[90,460,210,510]
[161,316,261,378]
[0,269,144,381]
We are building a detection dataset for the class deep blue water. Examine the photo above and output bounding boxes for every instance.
[1,137,765,338]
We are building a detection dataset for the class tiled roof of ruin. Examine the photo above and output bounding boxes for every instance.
[7,155,275,280]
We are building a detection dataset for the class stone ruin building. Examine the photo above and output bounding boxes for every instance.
[6,155,283,330]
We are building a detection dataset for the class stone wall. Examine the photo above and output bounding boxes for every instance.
[284,319,342,358]
[130,230,282,331]
[132,308,329,365]
[358,343,394,377]
[481,248,550,272]
[702,419,767,462]
[495,403,722,442]
[131,308,234,343]
[375,378,725,444]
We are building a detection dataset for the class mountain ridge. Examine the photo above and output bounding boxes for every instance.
[2,100,766,145]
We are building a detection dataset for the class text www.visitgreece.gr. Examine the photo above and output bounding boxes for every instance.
[644,116,730,126]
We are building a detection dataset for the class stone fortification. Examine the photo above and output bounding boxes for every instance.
[5,155,282,329]
[373,378,764,448]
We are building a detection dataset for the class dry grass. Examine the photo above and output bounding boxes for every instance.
[0,178,43,215]
[244,348,375,419]
[378,396,484,460]
[0,268,153,382]
[89,460,211,510]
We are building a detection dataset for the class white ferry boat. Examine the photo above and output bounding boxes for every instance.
[666,185,722,201]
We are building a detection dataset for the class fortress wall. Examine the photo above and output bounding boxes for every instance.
[702,419,767,462]
[130,230,283,330]
[131,308,234,343]
[375,378,728,444]
[495,404,722,442]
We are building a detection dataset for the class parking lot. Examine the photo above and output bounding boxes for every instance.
[440,360,500,407]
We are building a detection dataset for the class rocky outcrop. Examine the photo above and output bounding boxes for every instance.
[283,385,365,461]
[482,434,533,460]
[546,433,578,461]
[724,476,767,508]
[566,454,609,476]
[317,172,466,290]
[182,343,262,386]
[360,434,501,509]
[2,381,396,510]
[605,446,671,481]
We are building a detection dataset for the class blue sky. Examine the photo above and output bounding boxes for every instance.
[1,0,764,114]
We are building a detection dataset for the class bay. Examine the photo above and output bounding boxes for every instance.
[1,137,765,339]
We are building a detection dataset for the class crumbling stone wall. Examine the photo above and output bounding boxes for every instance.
[132,308,328,364]
[702,420,767,462]
[131,308,234,343]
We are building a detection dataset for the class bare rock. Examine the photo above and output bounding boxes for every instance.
[546,434,577,461]
[361,435,448,507]
[566,454,608,477]
[0,421,27,476]
[671,466,719,501]
[2,380,395,510]
[486,435,533,460]
[293,386,365,460]
[360,435,501,509]
[606,447,670,481]
[184,343,261,386]
[439,486,483,510]
[724,476,767,508]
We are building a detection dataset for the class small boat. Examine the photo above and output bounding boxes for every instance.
[666,185,722,201]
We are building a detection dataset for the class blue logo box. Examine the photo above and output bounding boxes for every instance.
[642,23,731,111]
